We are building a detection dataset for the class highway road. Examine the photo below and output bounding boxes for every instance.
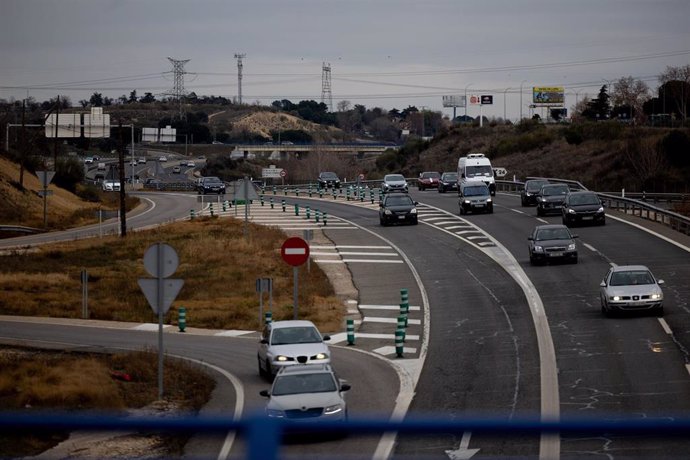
[2,188,690,459]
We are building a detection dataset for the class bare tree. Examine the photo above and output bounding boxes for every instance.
[336,100,351,112]
[612,76,650,122]
[570,96,591,121]
[659,64,690,121]
[623,131,667,190]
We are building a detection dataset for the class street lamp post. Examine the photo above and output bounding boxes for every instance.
[464,83,473,119]
[519,81,525,121]
[503,87,512,122]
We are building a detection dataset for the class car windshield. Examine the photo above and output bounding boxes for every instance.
[271,373,337,396]
[535,227,572,241]
[320,172,338,179]
[526,181,548,192]
[570,193,600,205]
[421,172,440,179]
[442,173,458,181]
[466,165,493,177]
[610,270,655,286]
[386,196,414,206]
[204,177,222,183]
[386,175,405,182]
[270,326,322,345]
[463,186,489,196]
[542,185,569,196]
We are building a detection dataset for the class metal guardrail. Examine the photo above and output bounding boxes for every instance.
[2,411,690,459]
[0,225,42,235]
[496,178,690,236]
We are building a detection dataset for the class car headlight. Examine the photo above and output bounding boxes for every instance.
[567,243,576,250]
[612,296,621,301]
[487,198,492,203]
[324,404,343,415]
[384,209,393,215]
[597,207,604,213]
[410,208,417,214]
[464,200,471,204]
[266,409,285,418]
[276,355,289,362]
[568,208,576,214]
[313,353,328,360]
[533,245,543,252]
[651,293,663,300]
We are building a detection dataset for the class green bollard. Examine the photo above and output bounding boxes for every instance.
[264,311,272,325]
[370,189,374,204]
[346,318,355,345]
[323,212,328,226]
[284,187,288,196]
[222,201,227,212]
[270,197,274,209]
[333,188,337,200]
[178,307,187,332]
[209,203,215,217]
[308,186,312,197]
[315,209,320,223]
[282,199,286,212]
[260,195,265,206]
[306,205,311,219]
[190,209,195,220]
[273,186,277,195]
[294,203,299,216]
[395,328,405,357]
[319,189,323,198]
[397,315,406,341]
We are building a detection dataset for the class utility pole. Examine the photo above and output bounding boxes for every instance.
[235,53,246,105]
[321,62,332,112]
[167,57,190,119]
[118,121,127,237]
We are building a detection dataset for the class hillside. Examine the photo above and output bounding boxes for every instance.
[223,111,343,141]
[0,156,100,229]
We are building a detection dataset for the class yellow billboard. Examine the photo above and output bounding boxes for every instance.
[533,87,565,105]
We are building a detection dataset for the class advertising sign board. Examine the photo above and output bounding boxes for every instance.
[533,87,565,105]
[481,95,494,105]
[442,95,467,108]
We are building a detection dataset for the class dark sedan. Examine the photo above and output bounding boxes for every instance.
[438,172,458,193]
[527,224,578,265]
[317,171,341,189]
[536,183,570,216]
[520,179,549,206]
[562,191,606,226]
[379,192,418,226]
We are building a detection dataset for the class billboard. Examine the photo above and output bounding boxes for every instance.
[142,127,158,143]
[442,95,466,108]
[45,114,81,138]
[533,87,565,106]
[160,126,176,143]
[84,108,110,138]
[481,95,493,105]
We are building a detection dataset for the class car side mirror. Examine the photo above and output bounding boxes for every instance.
[528,236,534,241]
[322,335,331,341]
[600,281,607,287]
[414,201,419,205]
[340,383,351,392]
[658,279,665,285]
[260,338,269,344]
[259,390,270,397]
[571,234,579,238]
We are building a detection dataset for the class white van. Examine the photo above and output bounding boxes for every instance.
[457,153,496,196]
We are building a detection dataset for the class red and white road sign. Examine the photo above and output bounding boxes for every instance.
[280,169,287,178]
[281,237,309,266]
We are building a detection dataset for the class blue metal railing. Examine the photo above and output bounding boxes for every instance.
[3,411,690,459]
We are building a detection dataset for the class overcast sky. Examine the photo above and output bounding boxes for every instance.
[2,0,689,120]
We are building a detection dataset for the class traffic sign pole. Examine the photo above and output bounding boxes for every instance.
[281,237,309,319]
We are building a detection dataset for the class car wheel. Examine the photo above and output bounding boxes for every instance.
[412,218,418,225]
[265,359,274,380]
[654,306,664,317]
[380,218,387,227]
[459,206,465,215]
[521,198,527,207]
[599,218,606,226]
[601,304,610,317]
[571,256,578,264]
[537,207,543,217]
[529,254,537,266]
[258,356,267,378]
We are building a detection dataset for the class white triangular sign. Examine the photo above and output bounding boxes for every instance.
[138,278,184,315]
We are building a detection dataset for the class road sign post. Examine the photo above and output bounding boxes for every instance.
[281,237,309,319]
[138,243,183,400]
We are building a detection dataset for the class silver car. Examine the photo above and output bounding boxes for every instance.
[260,364,350,423]
[381,174,408,193]
[600,265,664,317]
[258,320,331,379]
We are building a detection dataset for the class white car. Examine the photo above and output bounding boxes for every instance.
[258,320,331,379]
[158,156,167,162]
[138,158,147,164]
[259,364,350,423]
[186,161,195,167]
[101,179,121,192]
[600,265,664,317]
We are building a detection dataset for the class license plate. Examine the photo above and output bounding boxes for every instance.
[398,215,405,219]
[475,203,485,207]
[549,252,563,257]
[582,216,593,220]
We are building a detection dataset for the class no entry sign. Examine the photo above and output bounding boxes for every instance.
[281,237,309,266]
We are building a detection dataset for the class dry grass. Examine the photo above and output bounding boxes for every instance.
[0,217,345,333]
[0,346,216,458]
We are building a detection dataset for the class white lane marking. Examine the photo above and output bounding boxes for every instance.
[312,245,392,249]
[583,243,598,252]
[422,216,451,222]
[328,332,420,343]
[364,317,422,325]
[608,214,690,254]
[336,252,399,256]
[429,220,463,225]
[658,318,673,335]
[510,208,526,214]
[359,305,421,311]
[537,218,549,224]
[373,346,418,355]
[445,225,471,230]
[342,259,404,264]
[455,230,476,235]
[686,364,690,377]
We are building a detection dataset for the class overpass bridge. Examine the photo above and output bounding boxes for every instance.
[230,142,399,160]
